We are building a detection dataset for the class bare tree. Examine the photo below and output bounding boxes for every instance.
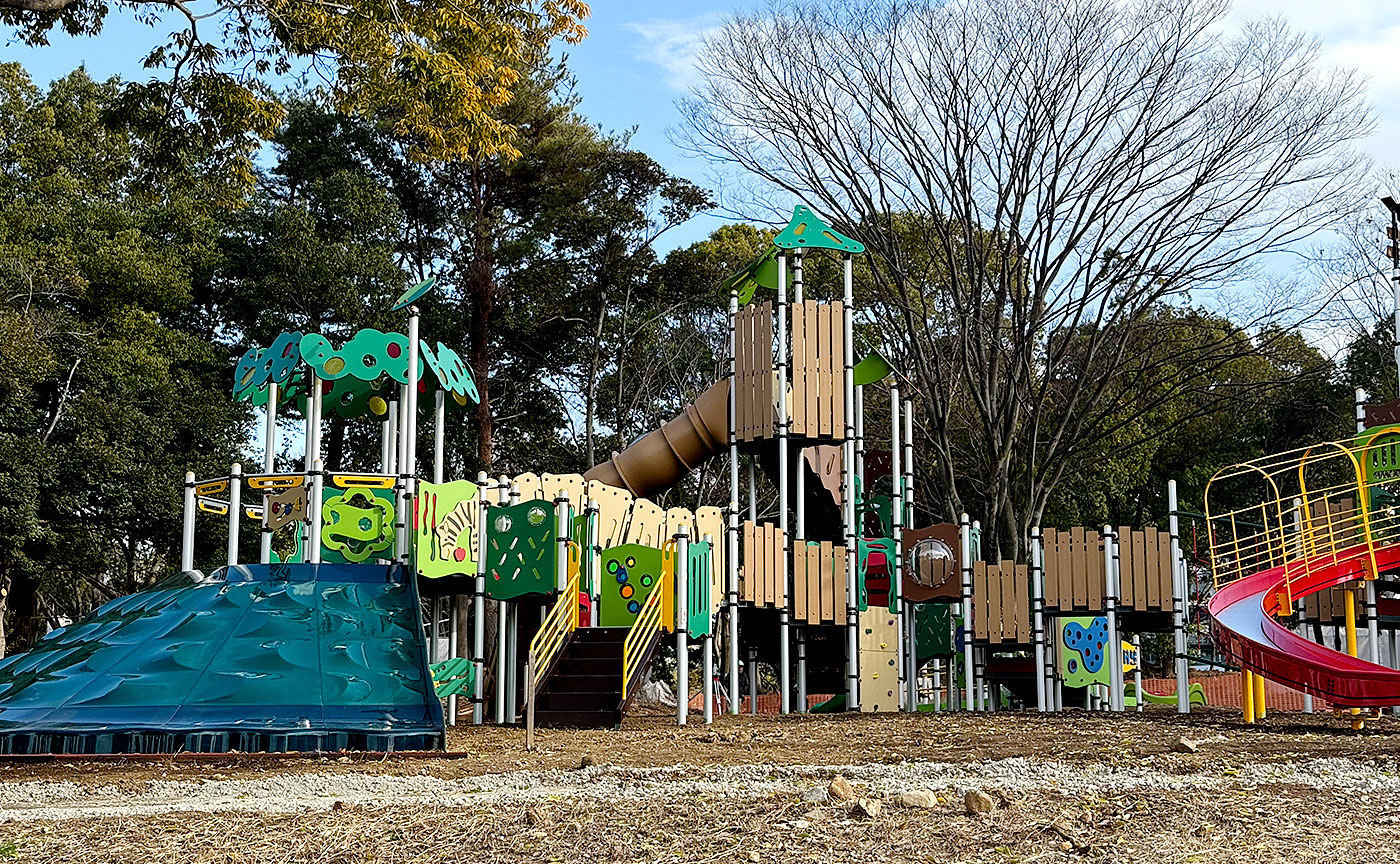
[679,0,1373,556]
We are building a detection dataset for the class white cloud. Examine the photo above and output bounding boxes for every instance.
[626,15,724,92]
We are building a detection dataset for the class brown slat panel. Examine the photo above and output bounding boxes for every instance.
[1156,528,1174,611]
[793,542,807,622]
[761,524,773,607]
[763,302,775,440]
[790,300,805,437]
[1088,530,1104,613]
[740,520,753,602]
[830,301,845,439]
[816,302,831,438]
[1071,527,1087,609]
[1057,530,1073,612]
[1116,526,1134,608]
[973,561,990,640]
[1041,529,1059,608]
[834,545,846,620]
[737,306,751,440]
[1015,563,1030,643]
[1140,528,1157,611]
[819,541,833,623]
[987,562,1004,642]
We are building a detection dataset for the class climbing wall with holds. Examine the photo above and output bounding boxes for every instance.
[1059,616,1111,688]
[858,608,899,713]
[485,499,557,600]
[600,544,671,628]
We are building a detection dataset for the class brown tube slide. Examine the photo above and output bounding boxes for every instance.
[584,378,731,498]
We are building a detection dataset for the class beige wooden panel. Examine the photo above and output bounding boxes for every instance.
[1071,527,1088,609]
[973,561,989,640]
[763,301,775,440]
[796,543,811,623]
[737,305,749,440]
[740,521,754,602]
[664,506,694,544]
[1041,529,1059,609]
[1134,529,1151,611]
[1151,527,1172,612]
[858,607,899,713]
[816,541,831,623]
[540,473,586,510]
[623,497,665,547]
[1015,563,1030,643]
[695,506,725,617]
[760,524,773,606]
[511,472,544,503]
[587,480,634,549]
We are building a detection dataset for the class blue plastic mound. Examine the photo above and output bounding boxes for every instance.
[0,563,444,754]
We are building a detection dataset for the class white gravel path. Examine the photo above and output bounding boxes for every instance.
[0,755,1394,822]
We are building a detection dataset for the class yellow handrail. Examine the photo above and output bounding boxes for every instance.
[528,567,581,690]
[622,573,668,700]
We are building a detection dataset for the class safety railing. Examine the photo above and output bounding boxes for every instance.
[622,573,668,701]
[1204,435,1400,605]
[527,569,581,691]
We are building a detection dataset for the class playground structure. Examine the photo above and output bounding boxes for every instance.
[1204,392,1400,723]
[0,206,1214,756]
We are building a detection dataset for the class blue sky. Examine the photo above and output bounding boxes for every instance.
[4,1,1398,254]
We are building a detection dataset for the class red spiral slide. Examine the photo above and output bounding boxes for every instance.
[1209,542,1400,708]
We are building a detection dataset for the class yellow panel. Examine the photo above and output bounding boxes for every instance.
[195,480,228,496]
[695,506,726,617]
[247,475,305,490]
[331,474,395,489]
[587,480,634,549]
[541,473,587,510]
[627,498,666,547]
[197,497,229,515]
[511,472,545,502]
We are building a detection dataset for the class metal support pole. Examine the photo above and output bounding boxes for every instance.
[260,381,278,565]
[473,473,490,725]
[181,471,196,572]
[308,460,323,565]
[404,309,421,566]
[902,399,917,708]
[1105,526,1124,712]
[1168,480,1190,714]
[703,635,715,724]
[1132,634,1143,713]
[227,463,242,566]
[433,389,446,485]
[792,251,807,715]
[960,513,974,711]
[748,650,758,714]
[383,401,397,474]
[842,253,859,708]
[890,383,908,710]
[727,276,742,714]
[796,628,807,712]
[676,524,690,726]
[1031,526,1047,712]
[776,254,791,715]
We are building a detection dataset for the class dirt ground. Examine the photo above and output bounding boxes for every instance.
[5,707,1400,862]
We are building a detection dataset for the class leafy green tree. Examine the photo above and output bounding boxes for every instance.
[1,0,590,178]
[0,64,247,653]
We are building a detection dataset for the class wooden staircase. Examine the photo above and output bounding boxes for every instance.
[532,626,661,728]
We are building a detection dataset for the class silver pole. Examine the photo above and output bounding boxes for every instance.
[676,524,690,726]
[793,252,807,715]
[433,389,446,485]
[703,635,715,724]
[890,383,907,710]
[843,254,859,708]
[796,628,807,712]
[473,472,490,725]
[1031,526,1047,711]
[727,275,741,713]
[902,399,917,708]
[308,459,324,566]
[260,381,278,564]
[306,371,322,469]
[960,513,974,711]
[776,253,791,715]
[554,492,570,594]
[181,471,196,571]
[1167,480,1190,714]
[1104,526,1123,712]
[587,499,601,627]
[430,594,440,663]
[404,311,421,566]
[227,462,242,566]
[383,401,397,474]
[1132,634,1143,713]
[448,593,459,725]
[1356,387,1367,433]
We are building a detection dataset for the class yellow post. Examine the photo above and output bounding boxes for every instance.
[1242,669,1255,724]
[1345,587,1364,730]
[1253,670,1266,720]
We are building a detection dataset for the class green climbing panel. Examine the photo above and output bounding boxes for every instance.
[485,499,557,600]
[687,541,713,637]
[601,544,665,628]
[430,657,476,698]
[321,488,396,564]
[414,480,480,578]
[914,603,952,660]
